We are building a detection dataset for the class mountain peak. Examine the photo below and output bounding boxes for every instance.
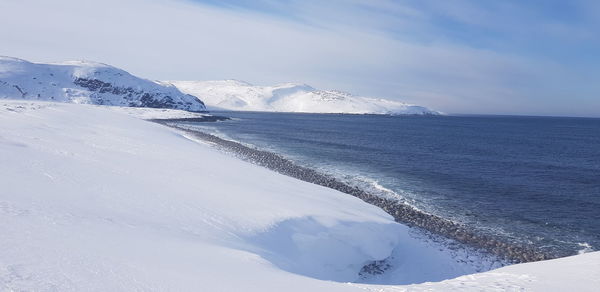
[52,60,116,68]
[0,56,31,63]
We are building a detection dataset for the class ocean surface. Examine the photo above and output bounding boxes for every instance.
[180,112,600,258]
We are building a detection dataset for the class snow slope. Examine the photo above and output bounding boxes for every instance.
[0,56,205,111]
[354,251,600,291]
[1,100,597,291]
[167,79,438,114]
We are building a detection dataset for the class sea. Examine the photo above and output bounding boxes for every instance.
[178,112,600,258]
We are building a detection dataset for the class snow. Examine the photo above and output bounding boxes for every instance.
[0,56,205,111]
[1,100,598,291]
[167,79,439,115]
[356,252,600,291]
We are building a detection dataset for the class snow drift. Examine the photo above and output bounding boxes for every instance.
[167,79,439,115]
[0,56,205,111]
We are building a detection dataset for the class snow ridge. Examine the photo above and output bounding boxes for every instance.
[167,80,439,115]
[0,56,206,111]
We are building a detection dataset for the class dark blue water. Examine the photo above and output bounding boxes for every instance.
[185,112,600,257]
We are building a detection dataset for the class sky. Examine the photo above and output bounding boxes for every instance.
[0,0,598,117]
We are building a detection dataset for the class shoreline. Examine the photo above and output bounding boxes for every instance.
[152,118,553,264]
[148,115,230,123]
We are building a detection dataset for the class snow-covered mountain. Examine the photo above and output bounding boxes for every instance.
[0,56,435,115]
[0,56,205,111]
[167,79,438,115]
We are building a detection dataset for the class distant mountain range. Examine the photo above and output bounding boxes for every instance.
[167,80,439,115]
[0,56,438,115]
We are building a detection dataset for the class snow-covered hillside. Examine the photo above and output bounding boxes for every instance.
[167,80,438,114]
[0,56,205,111]
[1,100,598,291]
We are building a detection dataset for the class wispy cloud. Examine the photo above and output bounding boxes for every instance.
[1,0,598,116]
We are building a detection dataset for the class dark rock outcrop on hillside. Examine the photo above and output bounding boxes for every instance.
[74,78,205,110]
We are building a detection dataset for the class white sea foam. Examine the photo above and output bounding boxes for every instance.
[578,242,594,254]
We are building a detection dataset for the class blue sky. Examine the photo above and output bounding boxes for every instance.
[199,0,598,57]
[1,0,598,116]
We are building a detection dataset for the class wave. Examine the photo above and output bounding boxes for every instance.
[578,242,594,254]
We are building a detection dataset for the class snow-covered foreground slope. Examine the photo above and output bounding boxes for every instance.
[1,100,598,291]
[0,56,205,111]
[168,80,438,114]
